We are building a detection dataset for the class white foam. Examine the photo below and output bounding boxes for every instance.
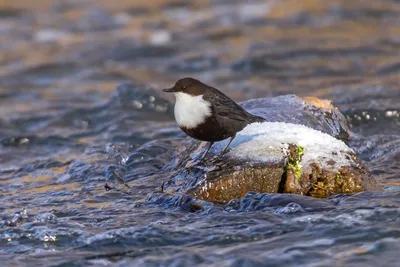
[34,29,70,42]
[217,122,353,170]
[150,30,172,46]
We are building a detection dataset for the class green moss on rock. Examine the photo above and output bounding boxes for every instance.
[286,144,305,180]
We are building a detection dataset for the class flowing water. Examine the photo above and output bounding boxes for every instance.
[0,0,399,266]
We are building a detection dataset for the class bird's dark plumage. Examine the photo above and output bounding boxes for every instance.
[163,77,265,159]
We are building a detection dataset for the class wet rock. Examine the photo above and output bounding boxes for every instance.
[281,145,375,198]
[163,95,376,203]
[188,163,285,203]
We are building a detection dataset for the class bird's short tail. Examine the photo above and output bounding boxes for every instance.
[248,113,265,123]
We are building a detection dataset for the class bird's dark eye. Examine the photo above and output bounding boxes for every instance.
[183,85,188,90]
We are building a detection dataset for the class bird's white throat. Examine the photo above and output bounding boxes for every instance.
[174,92,212,129]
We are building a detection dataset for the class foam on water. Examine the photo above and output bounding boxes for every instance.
[226,122,353,170]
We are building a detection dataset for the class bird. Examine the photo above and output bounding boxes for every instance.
[163,77,265,159]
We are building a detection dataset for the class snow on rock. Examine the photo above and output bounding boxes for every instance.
[216,122,353,170]
[240,95,350,142]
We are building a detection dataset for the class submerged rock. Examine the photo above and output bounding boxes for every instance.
[164,95,376,203]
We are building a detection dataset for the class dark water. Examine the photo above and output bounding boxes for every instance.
[0,0,399,266]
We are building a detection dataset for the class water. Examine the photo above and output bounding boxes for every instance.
[0,0,399,266]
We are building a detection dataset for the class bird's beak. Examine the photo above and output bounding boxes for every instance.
[162,87,174,93]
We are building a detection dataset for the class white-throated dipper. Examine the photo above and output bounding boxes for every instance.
[163,77,265,159]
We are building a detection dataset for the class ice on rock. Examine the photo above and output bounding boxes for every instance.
[219,122,353,170]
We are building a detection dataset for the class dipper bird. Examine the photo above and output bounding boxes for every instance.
[163,77,265,159]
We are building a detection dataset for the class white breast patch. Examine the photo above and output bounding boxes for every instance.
[174,92,212,129]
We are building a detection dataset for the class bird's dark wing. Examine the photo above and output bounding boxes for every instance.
[204,88,250,120]
[203,88,261,136]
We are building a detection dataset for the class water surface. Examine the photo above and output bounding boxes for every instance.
[0,0,399,266]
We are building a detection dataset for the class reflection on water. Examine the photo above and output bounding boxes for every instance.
[0,0,399,266]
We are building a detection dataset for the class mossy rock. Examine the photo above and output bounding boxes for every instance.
[162,96,377,203]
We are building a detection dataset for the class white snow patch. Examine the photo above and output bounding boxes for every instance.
[216,122,353,170]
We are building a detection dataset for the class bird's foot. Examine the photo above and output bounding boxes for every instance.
[208,154,220,163]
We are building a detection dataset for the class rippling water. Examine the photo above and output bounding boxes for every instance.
[0,0,399,266]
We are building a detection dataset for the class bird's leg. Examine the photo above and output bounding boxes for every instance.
[200,142,214,160]
[220,135,236,155]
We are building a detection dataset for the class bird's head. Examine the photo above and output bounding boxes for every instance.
[162,77,206,96]
[162,77,212,129]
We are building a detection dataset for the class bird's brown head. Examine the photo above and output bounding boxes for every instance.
[162,77,207,96]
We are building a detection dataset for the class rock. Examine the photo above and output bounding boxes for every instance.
[163,95,377,203]
[241,94,350,142]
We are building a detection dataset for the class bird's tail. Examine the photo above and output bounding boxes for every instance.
[248,113,265,123]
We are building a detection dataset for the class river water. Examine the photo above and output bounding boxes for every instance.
[0,0,399,266]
